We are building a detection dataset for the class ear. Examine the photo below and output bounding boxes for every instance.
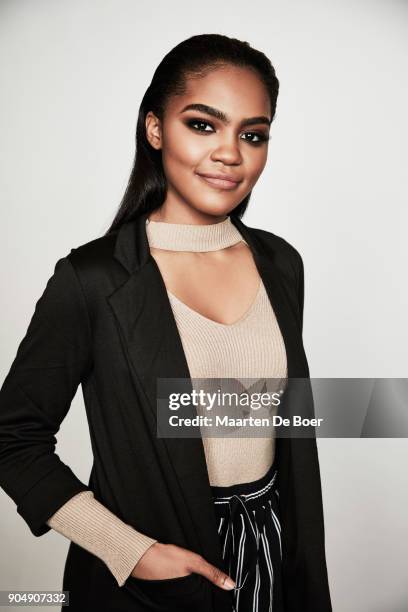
[145,111,162,150]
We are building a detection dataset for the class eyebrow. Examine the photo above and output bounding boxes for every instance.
[179,103,271,128]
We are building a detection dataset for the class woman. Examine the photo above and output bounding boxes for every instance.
[0,34,332,612]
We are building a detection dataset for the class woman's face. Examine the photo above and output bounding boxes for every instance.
[145,64,272,220]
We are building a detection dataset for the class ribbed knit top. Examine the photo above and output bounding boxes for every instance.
[146,215,287,486]
[46,214,287,587]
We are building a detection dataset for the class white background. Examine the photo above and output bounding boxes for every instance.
[1,1,407,610]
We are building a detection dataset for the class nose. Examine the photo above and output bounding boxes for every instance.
[210,138,243,165]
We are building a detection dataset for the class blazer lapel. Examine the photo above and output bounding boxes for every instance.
[106,210,308,569]
[107,211,225,566]
[229,215,309,379]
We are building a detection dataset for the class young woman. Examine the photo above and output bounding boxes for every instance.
[0,34,332,612]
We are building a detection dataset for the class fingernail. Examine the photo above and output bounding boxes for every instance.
[223,577,236,590]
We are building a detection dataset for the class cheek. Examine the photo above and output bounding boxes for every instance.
[245,150,268,184]
[162,128,205,172]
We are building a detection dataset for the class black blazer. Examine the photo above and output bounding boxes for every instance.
[0,210,332,612]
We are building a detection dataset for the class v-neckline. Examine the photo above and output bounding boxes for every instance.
[167,279,264,328]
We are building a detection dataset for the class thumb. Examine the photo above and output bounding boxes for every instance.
[192,556,236,591]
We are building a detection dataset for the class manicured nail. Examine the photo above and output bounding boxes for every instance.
[224,577,236,590]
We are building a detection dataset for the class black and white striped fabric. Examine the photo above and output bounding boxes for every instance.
[211,461,284,612]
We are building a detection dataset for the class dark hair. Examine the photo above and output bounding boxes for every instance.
[105,34,280,234]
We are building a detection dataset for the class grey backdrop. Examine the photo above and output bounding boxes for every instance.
[1,1,407,611]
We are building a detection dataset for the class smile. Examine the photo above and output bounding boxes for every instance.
[196,173,241,191]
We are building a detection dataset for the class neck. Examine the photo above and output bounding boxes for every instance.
[147,202,228,226]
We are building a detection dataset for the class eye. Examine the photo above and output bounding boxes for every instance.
[186,118,215,133]
[240,132,271,146]
[185,117,271,146]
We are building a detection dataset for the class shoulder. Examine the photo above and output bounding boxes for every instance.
[66,231,119,272]
[249,226,304,280]
[52,229,127,301]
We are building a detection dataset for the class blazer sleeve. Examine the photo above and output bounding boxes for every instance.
[0,255,93,537]
[46,491,158,587]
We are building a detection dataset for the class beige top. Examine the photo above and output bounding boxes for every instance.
[46,214,287,587]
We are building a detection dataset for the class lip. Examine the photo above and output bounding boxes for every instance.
[196,172,242,190]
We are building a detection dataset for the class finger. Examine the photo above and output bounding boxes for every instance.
[190,556,236,590]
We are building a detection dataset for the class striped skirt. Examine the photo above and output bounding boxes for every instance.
[211,461,284,612]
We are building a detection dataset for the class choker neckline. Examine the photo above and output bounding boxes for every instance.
[145,216,246,252]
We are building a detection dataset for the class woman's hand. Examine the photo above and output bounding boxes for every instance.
[130,542,236,590]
